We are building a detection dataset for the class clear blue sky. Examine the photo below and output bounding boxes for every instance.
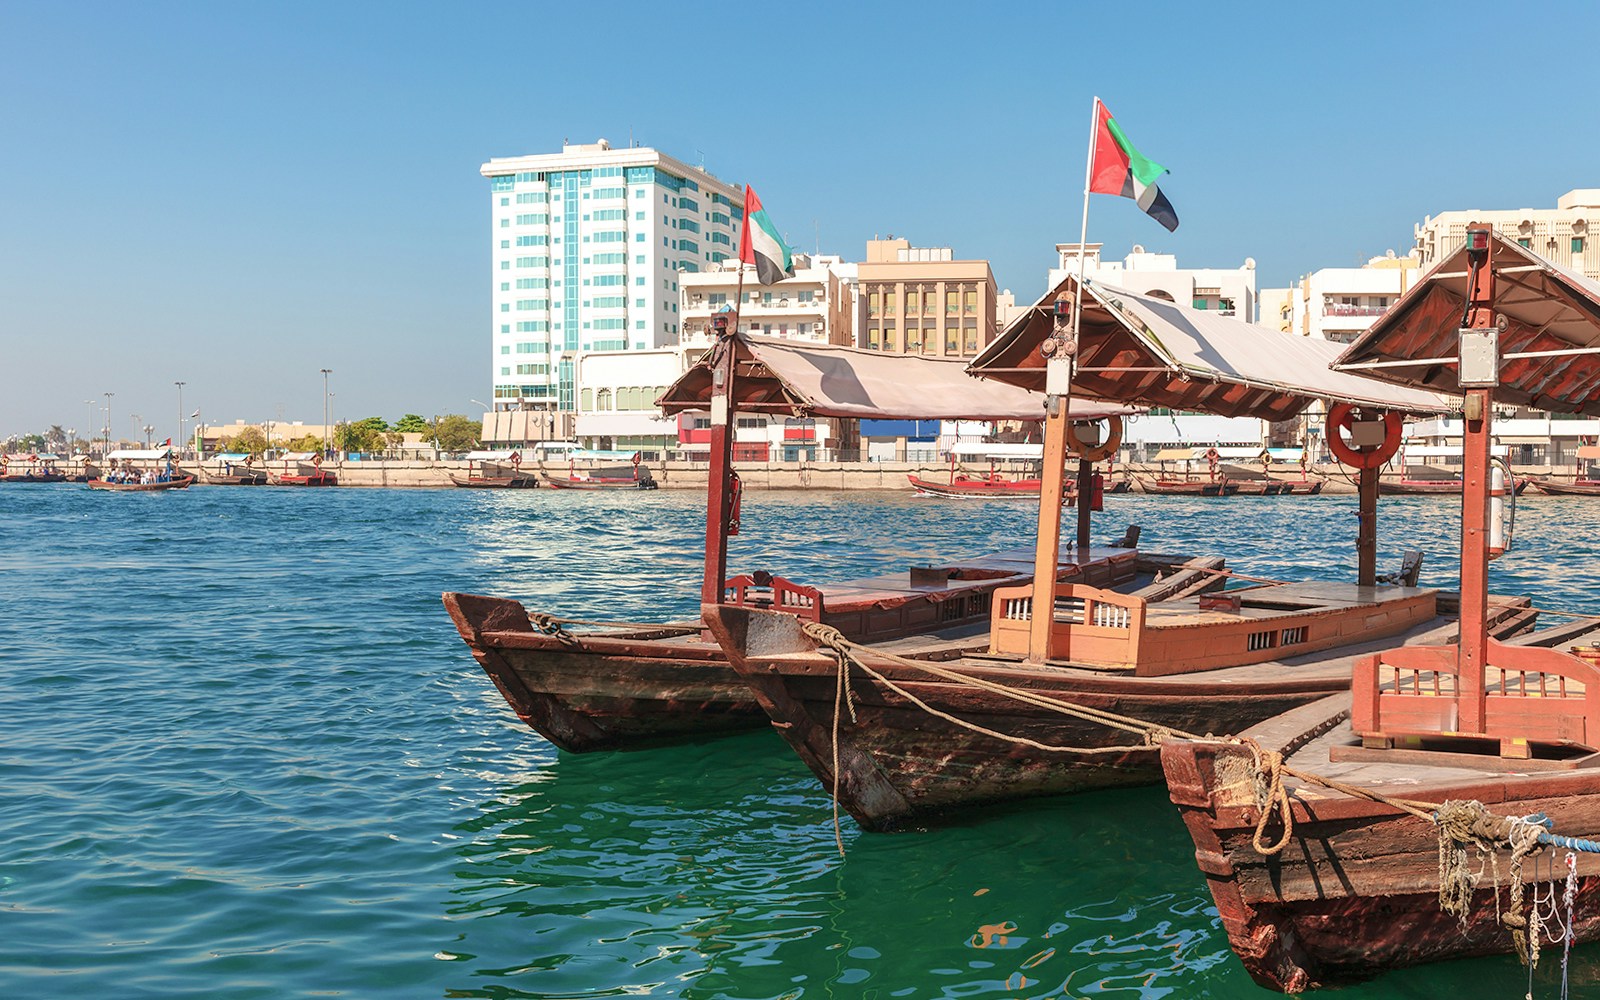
[3,0,1595,439]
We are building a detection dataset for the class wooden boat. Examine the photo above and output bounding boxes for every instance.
[1276,480,1325,495]
[542,460,657,490]
[450,451,540,489]
[705,583,1535,830]
[200,454,269,485]
[906,470,1048,498]
[1,453,67,482]
[701,274,1458,831]
[1533,477,1600,496]
[443,330,1138,752]
[444,539,1163,752]
[1158,227,1600,990]
[1379,477,1531,496]
[271,453,337,486]
[1137,475,1240,496]
[1162,627,1600,991]
[1229,479,1291,495]
[88,474,194,491]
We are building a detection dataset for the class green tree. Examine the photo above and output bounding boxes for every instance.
[431,413,480,453]
[225,426,268,457]
[337,417,388,454]
[393,413,429,434]
[286,434,324,452]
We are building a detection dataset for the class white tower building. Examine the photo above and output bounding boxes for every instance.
[479,140,744,437]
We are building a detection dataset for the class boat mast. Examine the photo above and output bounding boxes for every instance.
[701,309,739,606]
[1455,226,1497,734]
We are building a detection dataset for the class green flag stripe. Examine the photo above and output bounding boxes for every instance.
[1106,117,1168,190]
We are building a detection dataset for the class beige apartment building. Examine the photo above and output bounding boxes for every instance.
[856,239,997,357]
[1415,189,1600,280]
[679,254,856,359]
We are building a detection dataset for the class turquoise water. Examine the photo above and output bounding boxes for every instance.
[4,484,1600,999]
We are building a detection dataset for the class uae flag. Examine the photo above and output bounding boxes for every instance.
[738,185,794,285]
[1089,100,1179,232]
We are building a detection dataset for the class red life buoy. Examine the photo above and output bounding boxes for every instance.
[1326,402,1402,469]
[510,451,522,467]
[1064,415,1124,463]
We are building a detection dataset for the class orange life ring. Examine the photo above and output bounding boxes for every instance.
[1064,415,1124,463]
[1205,447,1220,463]
[1326,402,1402,469]
[313,452,323,467]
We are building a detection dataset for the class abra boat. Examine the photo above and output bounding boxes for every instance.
[542,451,657,490]
[1532,444,1600,495]
[1137,475,1240,496]
[450,450,539,489]
[703,276,1460,830]
[1159,229,1600,991]
[443,331,1137,752]
[1379,476,1531,495]
[89,446,192,491]
[906,470,1048,498]
[270,452,337,486]
[0,453,67,482]
[199,453,269,485]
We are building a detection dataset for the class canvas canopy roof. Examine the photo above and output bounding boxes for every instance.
[969,278,1454,422]
[464,450,521,461]
[1580,445,1600,460]
[1335,231,1600,415]
[106,448,171,460]
[207,453,255,463]
[280,451,319,461]
[658,334,1133,422]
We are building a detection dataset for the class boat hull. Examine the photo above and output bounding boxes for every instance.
[1,472,68,483]
[1138,477,1240,496]
[444,545,1142,753]
[87,476,194,491]
[272,474,337,486]
[449,473,540,489]
[1162,694,1600,992]
[542,474,657,490]
[1533,477,1600,496]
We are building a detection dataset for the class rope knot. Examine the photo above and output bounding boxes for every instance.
[1238,737,1294,856]
[529,612,580,647]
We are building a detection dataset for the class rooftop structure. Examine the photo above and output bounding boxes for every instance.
[1050,243,1258,322]
[1414,189,1600,281]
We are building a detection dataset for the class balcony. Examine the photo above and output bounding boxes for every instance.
[1324,304,1389,317]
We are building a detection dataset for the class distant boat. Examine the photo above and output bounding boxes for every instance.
[450,451,539,489]
[200,453,268,485]
[1137,476,1240,497]
[270,452,337,487]
[1533,477,1600,496]
[90,447,190,491]
[543,451,657,490]
[87,475,193,492]
[0,453,67,483]
[1378,477,1531,496]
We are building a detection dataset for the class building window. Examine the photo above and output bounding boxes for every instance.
[964,289,977,313]
[867,292,880,317]
[905,291,918,315]
[946,290,959,315]
[597,389,612,411]
[1575,237,1587,254]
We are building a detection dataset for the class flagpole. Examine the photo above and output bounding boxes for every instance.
[1026,96,1102,664]
[701,202,751,607]
[1071,96,1099,347]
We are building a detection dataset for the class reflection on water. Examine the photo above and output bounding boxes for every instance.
[3,486,1599,998]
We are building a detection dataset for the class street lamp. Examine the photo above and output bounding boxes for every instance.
[175,381,186,457]
[320,368,332,459]
[103,392,114,454]
[143,424,154,449]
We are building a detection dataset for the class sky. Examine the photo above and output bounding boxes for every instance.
[3,0,1597,440]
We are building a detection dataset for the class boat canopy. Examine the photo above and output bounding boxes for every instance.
[207,453,255,463]
[463,450,522,461]
[658,333,1134,422]
[968,277,1454,421]
[4,452,58,461]
[280,451,319,461]
[1265,447,1305,461]
[1579,445,1600,460]
[1335,231,1600,415]
[1400,444,1509,458]
[106,448,171,460]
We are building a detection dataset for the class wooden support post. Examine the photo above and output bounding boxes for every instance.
[1457,234,1496,736]
[1459,386,1492,735]
[1028,395,1072,662]
[1075,456,1093,551]
[1357,464,1378,586]
[700,339,737,606]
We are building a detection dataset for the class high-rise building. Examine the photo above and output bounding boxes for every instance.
[479,139,744,437]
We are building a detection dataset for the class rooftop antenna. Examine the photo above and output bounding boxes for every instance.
[696,148,705,169]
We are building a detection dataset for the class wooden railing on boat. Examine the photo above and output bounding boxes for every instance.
[989,580,1437,677]
[1352,638,1600,756]
[722,574,823,623]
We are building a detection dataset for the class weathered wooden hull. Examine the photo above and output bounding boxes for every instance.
[1380,478,1532,496]
[87,476,194,491]
[272,473,337,486]
[1231,480,1291,495]
[443,593,762,751]
[1533,478,1600,496]
[0,472,67,483]
[1137,477,1240,496]
[201,472,269,485]
[703,589,1533,832]
[1276,480,1325,495]
[448,473,540,489]
[542,474,657,490]
[906,473,1049,499]
[444,545,1144,753]
[1161,691,1600,992]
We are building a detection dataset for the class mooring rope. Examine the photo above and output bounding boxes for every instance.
[791,618,1597,963]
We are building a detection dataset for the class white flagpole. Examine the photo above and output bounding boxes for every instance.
[1071,96,1100,346]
